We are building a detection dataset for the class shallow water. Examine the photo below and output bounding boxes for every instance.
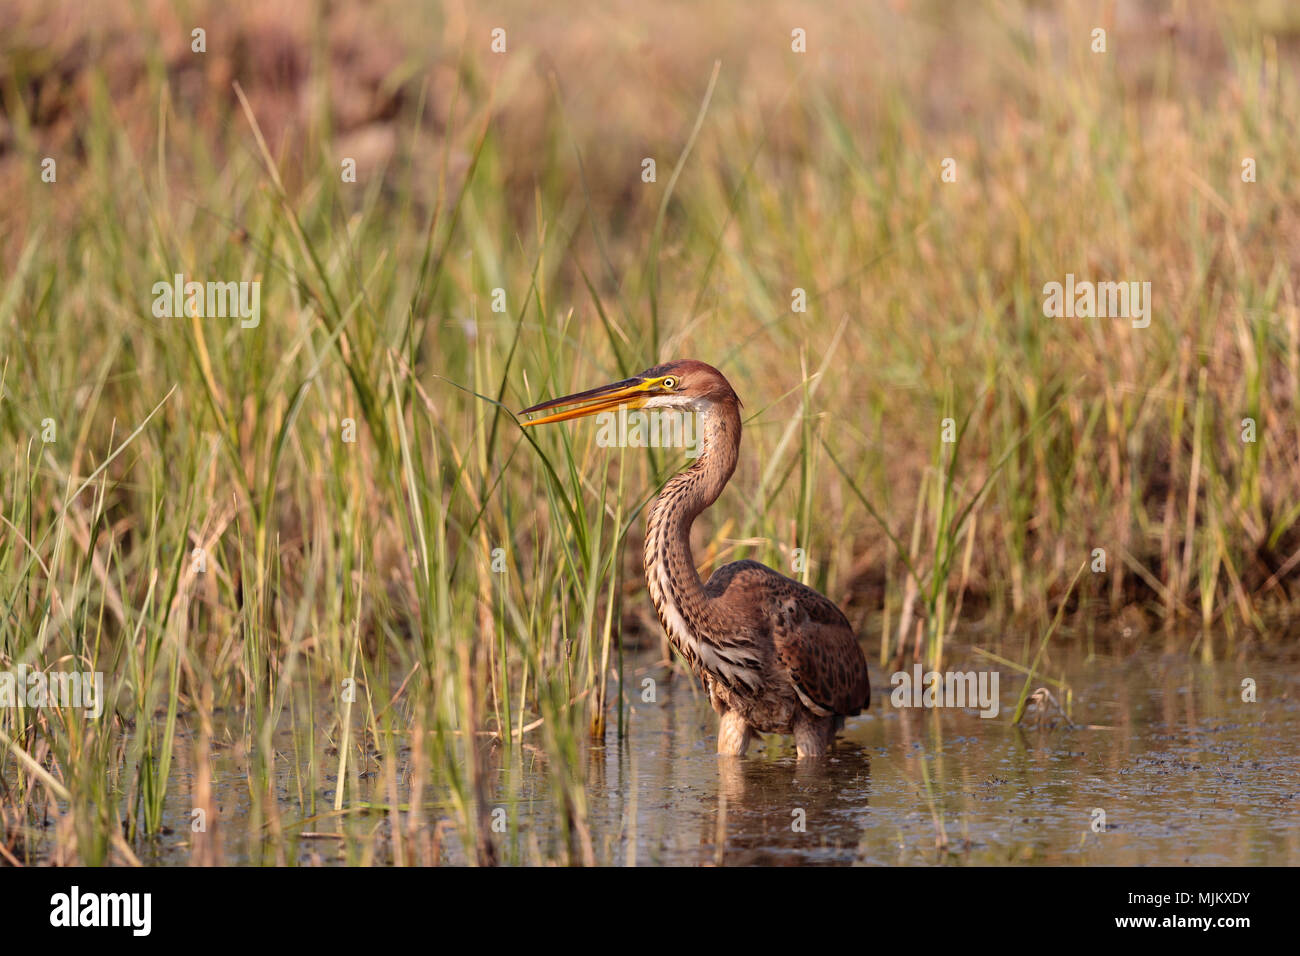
[30,640,1300,866]
[571,644,1300,866]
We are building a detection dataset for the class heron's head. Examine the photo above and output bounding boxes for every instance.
[520,359,740,427]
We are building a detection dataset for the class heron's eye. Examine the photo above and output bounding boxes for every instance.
[662,376,677,390]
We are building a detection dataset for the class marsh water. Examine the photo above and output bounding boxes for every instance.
[105,640,1300,865]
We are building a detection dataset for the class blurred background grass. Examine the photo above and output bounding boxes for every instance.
[2,0,1300,863]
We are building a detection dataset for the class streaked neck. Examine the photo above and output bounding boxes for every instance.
[643,400,741,656]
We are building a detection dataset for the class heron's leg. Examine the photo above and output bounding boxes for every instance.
[717,710,752,756]
[827,715,845,748]
[793,713,830,758]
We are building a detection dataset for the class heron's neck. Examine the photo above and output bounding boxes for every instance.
[643,400,740,654]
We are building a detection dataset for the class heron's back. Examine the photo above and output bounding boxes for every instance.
[704,559,871,716]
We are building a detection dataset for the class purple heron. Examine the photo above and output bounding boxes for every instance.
[521,359,871,758]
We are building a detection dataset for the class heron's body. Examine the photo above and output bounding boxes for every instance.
[523,359,871,758]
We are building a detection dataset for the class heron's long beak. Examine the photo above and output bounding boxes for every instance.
[520,376,653,426]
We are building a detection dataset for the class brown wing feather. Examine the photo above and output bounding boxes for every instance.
[776,615,871,716]
[704,560,870,716]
